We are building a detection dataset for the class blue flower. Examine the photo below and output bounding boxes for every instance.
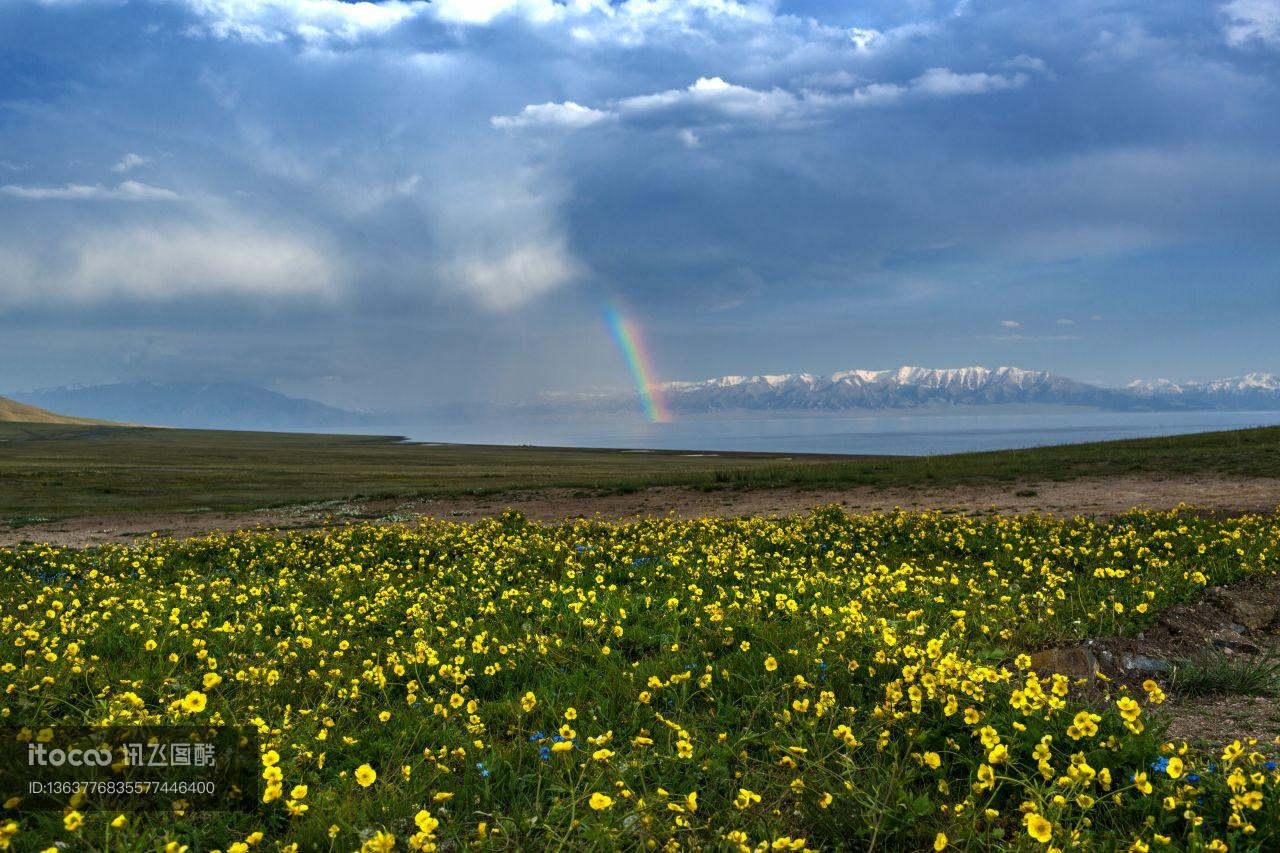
[476,761,491,778]
[1266,761,1277,771]
[529,732,545,742]
[1151,757,1170,773]
[539,746,551,761]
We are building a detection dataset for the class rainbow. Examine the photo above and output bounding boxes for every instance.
[603,304,672,423]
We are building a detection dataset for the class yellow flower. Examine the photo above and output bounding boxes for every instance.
[202,672,222,689]
[361,830,395,853]
[290,785,308,800]
[934,832,948,851]
[589,792,614,811]
[180,690,208,713]
[564,707,577,720]
[64,811,84,831]
[1166,756,1184,779]
[676,740,694,759]
[521,691,537,712]
[354,763,377,787]
[1024,813,1053,843]
[764,656,778,672]
[110,814,128,829]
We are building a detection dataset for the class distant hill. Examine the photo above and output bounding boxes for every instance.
[0,395,102,425]
[10,382,376,431]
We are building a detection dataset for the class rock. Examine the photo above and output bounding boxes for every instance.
[1211,635,1261,654]
[1208,588,1278,631]
[1120,654,1171,674]
[1029,647,1098,682]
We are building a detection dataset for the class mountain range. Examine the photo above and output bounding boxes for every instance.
[6,367,1280,431]
[544,366,1280,415]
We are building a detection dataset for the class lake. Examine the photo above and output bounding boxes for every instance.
[351,408,1280,456]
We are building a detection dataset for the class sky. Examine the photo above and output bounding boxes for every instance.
[1,0,1278,409]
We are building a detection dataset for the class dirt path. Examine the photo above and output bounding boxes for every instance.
[4,473,1279,548]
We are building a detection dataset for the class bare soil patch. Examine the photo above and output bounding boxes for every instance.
[1030,575,1280,748]
[3,473,1278,549]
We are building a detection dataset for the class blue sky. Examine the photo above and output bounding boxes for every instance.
[1,0,1278,407]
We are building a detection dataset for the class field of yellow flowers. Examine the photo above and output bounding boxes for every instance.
[3,507,1280,851]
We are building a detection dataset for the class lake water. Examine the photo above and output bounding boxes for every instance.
[353,409,1280,457]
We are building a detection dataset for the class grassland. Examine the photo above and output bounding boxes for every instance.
[2,421,1280,525]
[3,508,1279,850]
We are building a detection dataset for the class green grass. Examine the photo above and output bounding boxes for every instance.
[1172,649,1280,698]
[2,421,1280,523]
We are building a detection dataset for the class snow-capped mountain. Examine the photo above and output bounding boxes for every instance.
[542,365,1207,415]
[655,365,1169,413]
[1128,373,1280,409]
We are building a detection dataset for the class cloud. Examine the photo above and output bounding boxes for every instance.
[1,181,180,201]
[1000,319,1021,328]
[983,333,1081,343]
[176,0,820,49]
[491,101,613,130]
[111,153,148,172]
[494,67,1032,132]
[1004,54,1049,73]
[848,27,882,52]
[909,67,1028,97]
[183,0,429,43]
[48,225,340,302]
[450,240,580,311]
[1056,318,1076,325]
[615,76,808,124]
[1222,0,1280,47]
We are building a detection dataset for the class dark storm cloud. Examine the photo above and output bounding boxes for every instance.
[1,0,1278,404]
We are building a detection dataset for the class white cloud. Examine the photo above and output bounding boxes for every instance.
[184,0,428,43]
[1222,0,1280,47]
[1,181,180,201]
[0,222,341,305]
[491,101,613,130]
[910,67,1027,97]
[1005,54,1050,73]
[67,225,339,300]
[451,240,580,310]
[178,0,802,46]
[1000,319,1021,328]
[111,153,148,172]
[1056,318,1076,326]
[493,65,1033,133]
[617,76,805,122]
[848,27,882,52]
[984,333,1081,343]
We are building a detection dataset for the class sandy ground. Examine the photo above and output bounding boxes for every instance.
[5,473,1280,548]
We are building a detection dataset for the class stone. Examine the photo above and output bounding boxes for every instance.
[1120,654,1171,674]
[1029,647,1098,682]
